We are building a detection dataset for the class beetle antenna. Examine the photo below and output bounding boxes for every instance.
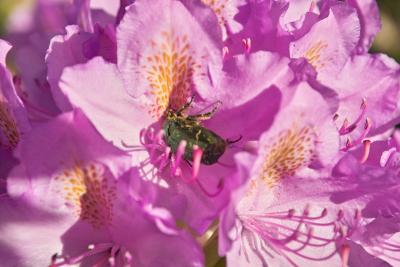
[177,95,196,113]
[226,135,242,144]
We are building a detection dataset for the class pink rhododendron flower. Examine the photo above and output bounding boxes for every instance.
[54,0,306,233]
[3,110,203,267]
[289,2,361,82]
[218,81,344,266]
[281,0,380,53]
[46,24,117,111]
[328,128,400,265]
[0,0,399,266]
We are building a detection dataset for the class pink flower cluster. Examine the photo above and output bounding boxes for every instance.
[0,0,399,266]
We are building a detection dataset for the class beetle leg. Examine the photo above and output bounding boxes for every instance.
[195,129,202,143]
[189,100,222,121]
[167,124,171,136]
[177,95,195,113]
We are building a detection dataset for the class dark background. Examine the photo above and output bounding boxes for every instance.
[372,0,400,61]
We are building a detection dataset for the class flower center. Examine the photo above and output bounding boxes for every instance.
[143,32,200,118]
[54,162,117,228]
[124,127,223,197]
[0,100,20,149]
[259,126,316,186]
[303,41,329,70]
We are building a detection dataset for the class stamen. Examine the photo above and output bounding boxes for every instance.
[155,130,165,144]
[339,111,372,152]
[361,97,367,110]
[172,140,187,175]
[223,46,229,59]
[360,139,371,163]
[239,206,343,266]
[340,244,350,267]
[51,253,58,264]
[242,38,251,53]
[240,231,251,262]
[247,233,269,266]
[288,209,295,218]
[120,140,148,152]
[337,210,344,220]
[338,98,367,135]
[139,130,147,146]
[321,208,328,217]
[339,119,350,134]
[354,209,362,221]
[124,251,133,264]
[339,226,348,238]
[108,257,116,267]
[341,137,353,151]
[192,145,203,178]
[157,146,171,171]
[359,118,372,141]
[345,117,372,152]
[333,113,339,121]
[150,130,165,158]
[382,241,400,251]
[110,245,119,258]
[291,228,313,252]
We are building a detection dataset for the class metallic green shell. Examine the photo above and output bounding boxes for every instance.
[163,116,226,165]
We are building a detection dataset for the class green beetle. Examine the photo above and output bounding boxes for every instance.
[163,97,239,165]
